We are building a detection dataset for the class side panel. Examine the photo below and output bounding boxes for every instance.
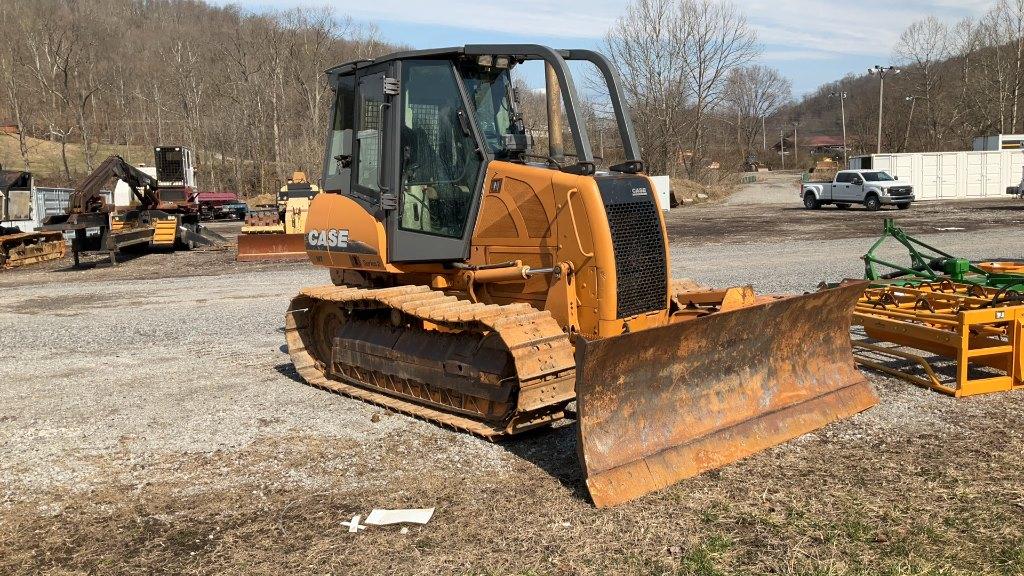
[920,154,939,200]
[304,193,390,272]
[469,162,562,309]
[469,161,668,338]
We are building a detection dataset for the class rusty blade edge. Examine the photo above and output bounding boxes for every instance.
[237,252,308,262]
[585,378,878,507]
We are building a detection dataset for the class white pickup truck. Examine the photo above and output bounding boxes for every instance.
[801,169,914,211]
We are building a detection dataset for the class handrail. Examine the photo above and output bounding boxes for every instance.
[375,102,392,193]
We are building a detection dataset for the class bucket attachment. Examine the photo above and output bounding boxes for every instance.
[236,232,307,262]
[575,282,877,507]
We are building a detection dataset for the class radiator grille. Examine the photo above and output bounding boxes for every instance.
[605,198,667,318]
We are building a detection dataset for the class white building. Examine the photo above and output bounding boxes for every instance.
[849,150,1022,200]
[112,164,156,207]
[973,133,1024,151]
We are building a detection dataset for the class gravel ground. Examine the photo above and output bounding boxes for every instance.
[1,190,1023,575]
[724,171,803,205]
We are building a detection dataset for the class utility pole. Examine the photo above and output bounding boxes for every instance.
[903,95,922,152]
[761,115,767,156]
[829,91,848,165]
[779,128,785,170]
[868,65,901,154]
[792,121,800,168]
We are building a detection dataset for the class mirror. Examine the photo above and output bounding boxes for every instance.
[333,128,354,168]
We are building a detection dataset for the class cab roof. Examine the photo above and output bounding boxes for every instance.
[326,46,465,76]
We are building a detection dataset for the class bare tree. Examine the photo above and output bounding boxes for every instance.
[604,0,756,178]
[894,16,950,148]
[725,65,792,164]
[677,0,757,176]
[603,0,691,177]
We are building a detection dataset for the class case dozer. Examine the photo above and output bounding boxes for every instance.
[285,45,877,507]
[236,171,320,261]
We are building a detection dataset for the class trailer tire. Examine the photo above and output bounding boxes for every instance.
[864,194,881,211]
[803,193,820,210]
[835,203,851,209]
[896,202,911,210]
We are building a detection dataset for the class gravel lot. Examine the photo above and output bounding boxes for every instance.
[2,188,1023,575]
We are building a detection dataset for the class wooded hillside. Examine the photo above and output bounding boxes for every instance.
[0,0,393,194]
[782,0,1024,159]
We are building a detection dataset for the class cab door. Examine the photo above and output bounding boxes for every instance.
[386,59,485,263]
[349,64,396,207]
[833,172,854,201]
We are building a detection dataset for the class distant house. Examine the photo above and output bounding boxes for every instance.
[771,137,794,153]
[804,135,846,158]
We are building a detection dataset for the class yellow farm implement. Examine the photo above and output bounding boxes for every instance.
[853,281,1024,397]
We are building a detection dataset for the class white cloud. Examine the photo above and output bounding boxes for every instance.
[222,0,996,57]
[226,0,623,38]
[745,0,990,58]
[760,49,838,61]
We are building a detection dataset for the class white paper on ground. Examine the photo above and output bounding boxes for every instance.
[364,507,435,526]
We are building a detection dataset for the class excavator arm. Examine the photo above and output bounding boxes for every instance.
[67,155,159,214]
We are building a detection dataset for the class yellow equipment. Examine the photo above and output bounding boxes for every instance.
[236,172,320,261]
[40,149,226,266]
[285,45,877,507]
[854,281,1024,396]
[1,169,66,269]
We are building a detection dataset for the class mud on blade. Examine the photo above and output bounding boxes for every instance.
[575,282,877,507]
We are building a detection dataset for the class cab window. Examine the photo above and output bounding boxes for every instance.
[325,75,355,182]
[398,60,481,238]
[356,75,385,194]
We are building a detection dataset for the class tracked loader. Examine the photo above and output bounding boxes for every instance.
[236,171,320,261]
[0,168,66,269]
[285,45,877,506]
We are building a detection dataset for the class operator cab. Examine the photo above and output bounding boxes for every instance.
[153,146,196,205]
[321,45,643,262]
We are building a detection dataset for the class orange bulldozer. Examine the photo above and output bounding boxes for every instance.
[283,45,876,506]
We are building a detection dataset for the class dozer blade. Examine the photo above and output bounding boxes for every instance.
[575,281,877,507]
[236,232,307,262]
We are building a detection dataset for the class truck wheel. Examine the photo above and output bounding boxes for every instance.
[864,194,881,211]
[803,193,820,210]
[896,203,911,210]
[835,203,851,210]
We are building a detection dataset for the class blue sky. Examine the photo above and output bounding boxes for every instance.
[225,0,993,95]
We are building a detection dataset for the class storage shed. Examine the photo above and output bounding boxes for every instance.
[849,150,1023,200]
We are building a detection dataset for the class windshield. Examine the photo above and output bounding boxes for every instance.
[458,65,522,158]
[862,171,895,182]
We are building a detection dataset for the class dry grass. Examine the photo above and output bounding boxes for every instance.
[0,133,150,185]
[2,379,1023,576]
[670,177,738,207]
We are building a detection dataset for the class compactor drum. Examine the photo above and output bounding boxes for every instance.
[285,45,877,506]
